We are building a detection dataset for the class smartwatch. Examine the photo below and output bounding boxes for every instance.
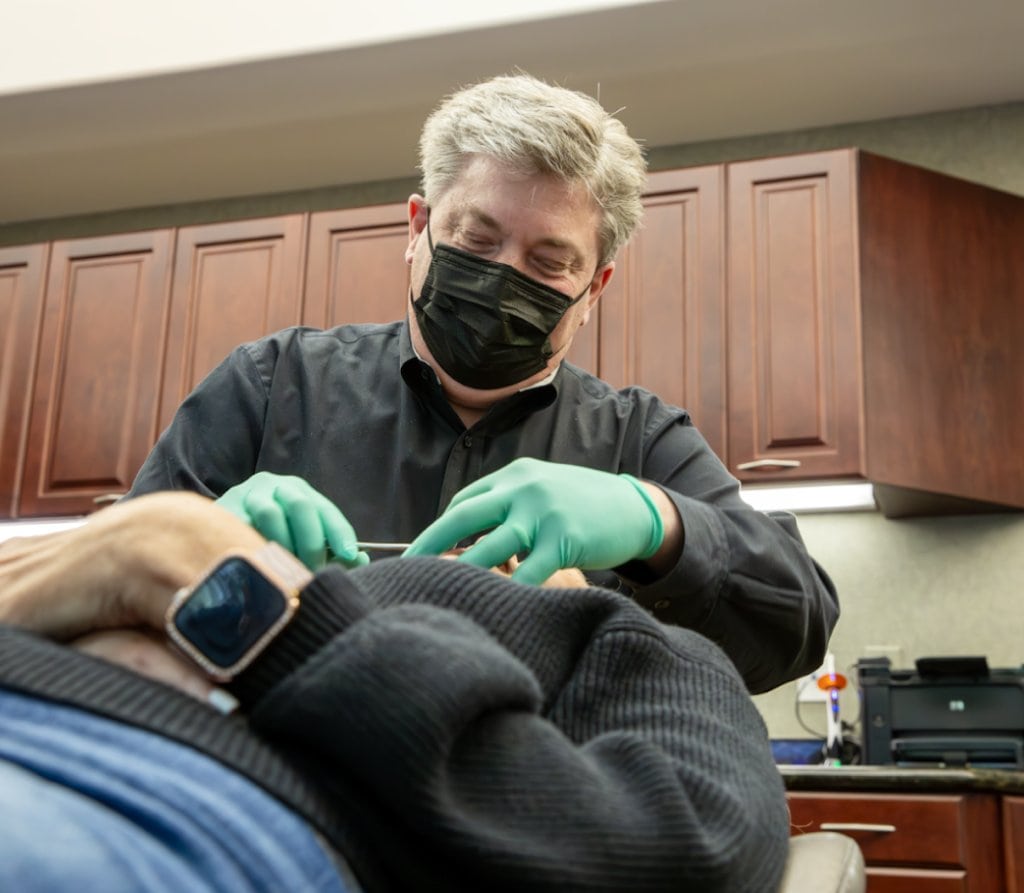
[166,541,313,682]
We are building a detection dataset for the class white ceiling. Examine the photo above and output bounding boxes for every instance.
[2,0,1023,224]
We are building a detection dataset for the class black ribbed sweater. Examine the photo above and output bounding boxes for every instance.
[0,557,789,892]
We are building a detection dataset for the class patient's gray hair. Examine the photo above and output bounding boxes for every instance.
[419,73,647,266]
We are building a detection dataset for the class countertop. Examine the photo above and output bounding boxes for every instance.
[780,764,1024,795]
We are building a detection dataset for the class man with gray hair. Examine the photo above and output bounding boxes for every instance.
[129,72,837,694]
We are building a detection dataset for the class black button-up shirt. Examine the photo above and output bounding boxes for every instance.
[129,321,837,692]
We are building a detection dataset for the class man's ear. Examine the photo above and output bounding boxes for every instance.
[580,262,615,325]
[405,195,429,264]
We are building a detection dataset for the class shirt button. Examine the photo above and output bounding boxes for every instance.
[653,599,671,611]
[463,434,473,448]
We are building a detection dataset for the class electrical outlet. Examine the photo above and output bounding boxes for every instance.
[796,653,834,703]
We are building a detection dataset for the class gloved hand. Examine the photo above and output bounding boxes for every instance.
[403,458,664,585]
[216,472,369,571]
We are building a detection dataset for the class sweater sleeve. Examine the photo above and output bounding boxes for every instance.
[231,558,790,893]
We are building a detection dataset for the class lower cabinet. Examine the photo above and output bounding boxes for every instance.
[787,791,1007,892]
[1005,797,1024,893]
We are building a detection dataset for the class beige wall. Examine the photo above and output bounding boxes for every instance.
[647,100,1024,196]
[753,509,1024,739]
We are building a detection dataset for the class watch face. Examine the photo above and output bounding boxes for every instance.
[172,556,288,672]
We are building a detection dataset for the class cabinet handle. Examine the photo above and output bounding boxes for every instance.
[819,822,896,834]
[92,493,125,506]
[736,459,802,471]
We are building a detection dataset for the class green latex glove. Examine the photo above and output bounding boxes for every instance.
[216,471,369,571]
[404,458,664,585]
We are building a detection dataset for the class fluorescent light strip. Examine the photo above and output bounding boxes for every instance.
[0,517,87,543]
[740,483,877,513]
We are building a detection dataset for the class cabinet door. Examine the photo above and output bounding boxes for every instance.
[0,245,47,518]
[788,790,1003,893]
[304,203,410,328]
[157,215,306,433]
[19,232,173,516]
[1005,797,1024,893]
[590,167,726,460]
[727,150,863,482]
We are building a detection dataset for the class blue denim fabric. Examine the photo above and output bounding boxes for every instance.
[0,688,353,892]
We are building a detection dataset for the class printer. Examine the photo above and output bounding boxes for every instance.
[857,656,1024,768]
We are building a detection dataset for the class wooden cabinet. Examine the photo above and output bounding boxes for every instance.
[727,149,1024,515]
[727,151,861,481]
[4,148,1022,518]
[304,203,410,329]
[788,791,1004,892]
[156,215,307,433]
[1005,797,1024,893]
[0,245,47,517]
[18,231,173,517]
[13,217,308,518]
[586,166,726,460]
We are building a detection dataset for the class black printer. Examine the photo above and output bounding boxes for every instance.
[857,656,1024,769]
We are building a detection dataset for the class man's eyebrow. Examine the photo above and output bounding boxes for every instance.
[458,207,502,232]
[458,206,586,263]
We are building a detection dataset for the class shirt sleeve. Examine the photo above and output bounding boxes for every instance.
[228,557,790,893]
[127,344,270,499]
[624,413,840,694]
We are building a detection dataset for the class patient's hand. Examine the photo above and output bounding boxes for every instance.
[0,491,266,641]
[72,629,215,703]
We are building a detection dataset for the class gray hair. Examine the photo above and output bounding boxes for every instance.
[418,73,647,266]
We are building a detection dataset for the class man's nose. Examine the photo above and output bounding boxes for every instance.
[491,247,530,276]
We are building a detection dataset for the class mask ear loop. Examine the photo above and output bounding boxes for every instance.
[425,207,435,254]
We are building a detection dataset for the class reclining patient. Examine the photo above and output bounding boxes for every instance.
[0,492,789,892]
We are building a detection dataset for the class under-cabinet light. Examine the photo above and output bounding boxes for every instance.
[0,517,87,544]
[740,483,877,514]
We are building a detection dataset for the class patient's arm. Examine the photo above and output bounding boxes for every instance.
[0,494,585,702]
[0,491,265,640]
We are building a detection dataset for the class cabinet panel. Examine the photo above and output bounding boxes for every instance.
[788,791,1002,893]
[0,245,47,517]
[727,150,862,481]
[304,204,410,329]
[594,167,726,460]
[1004,797,1024,893]
[157,215,306,433]
[19,232,173,516]
[867,870,966,893]
[857,152,1024,509]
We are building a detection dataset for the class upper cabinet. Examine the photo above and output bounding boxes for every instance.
[15,218,308,518]
[578,166,726,461]
[157,215,307,433]
[727,151,861,481]
[18,231,174,516]
[304,204,410,329]
[3,148,1021,518]
[0,245,47,517]
[726,149,1024,515]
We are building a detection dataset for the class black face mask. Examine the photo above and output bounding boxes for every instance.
[412,220,590,390]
